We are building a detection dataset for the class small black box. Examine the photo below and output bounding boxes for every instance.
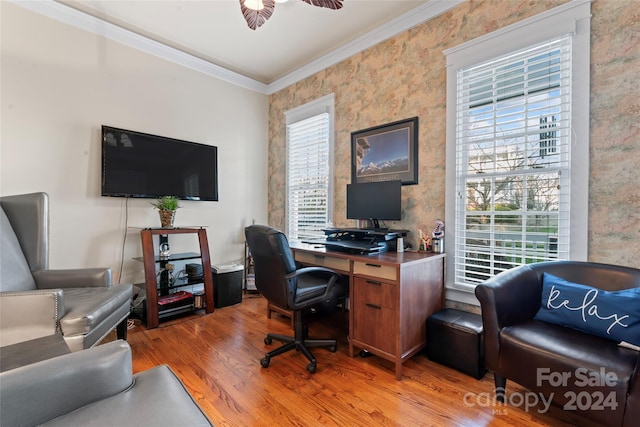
[212,265,243,308]
[186,263,203,280]
[427,309,486,379]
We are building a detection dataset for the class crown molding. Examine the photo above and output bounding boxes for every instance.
[11,0,269,94]
[11,0,464,96]
[267,0,464,94]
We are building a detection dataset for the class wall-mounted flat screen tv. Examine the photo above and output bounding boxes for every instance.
[101,126,219,201]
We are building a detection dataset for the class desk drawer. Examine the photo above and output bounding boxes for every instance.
[352,303,396,354]
[353,277,397,309]
[353,261,397,282]
[294,251,350,272]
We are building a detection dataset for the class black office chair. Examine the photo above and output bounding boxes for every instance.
[244,225,346,374]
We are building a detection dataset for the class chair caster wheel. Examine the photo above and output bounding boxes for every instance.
[306,363,317,374]
[264,337,272,345]
[260,357,270,368]
[359,349,373,358]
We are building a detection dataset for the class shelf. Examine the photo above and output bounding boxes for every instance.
[129,226,208,230]
[140,228,214,329]
[133,252,201,263]
[157,277,204,293]
[158,303,196,319]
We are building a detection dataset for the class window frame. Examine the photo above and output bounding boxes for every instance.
[444,0,591,303]
[284,94,335,240]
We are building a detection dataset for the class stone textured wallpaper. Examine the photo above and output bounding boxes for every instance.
[268,0,639,269]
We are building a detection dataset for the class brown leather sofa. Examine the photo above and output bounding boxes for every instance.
[475,261,640,427]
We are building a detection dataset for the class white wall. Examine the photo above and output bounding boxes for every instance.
[0,3,268,284]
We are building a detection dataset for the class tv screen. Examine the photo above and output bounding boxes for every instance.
[346,180,402,222]
[101,126,219,201]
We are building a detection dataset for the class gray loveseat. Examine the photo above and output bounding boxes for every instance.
[0,192,131,351]
[0,340,212,426]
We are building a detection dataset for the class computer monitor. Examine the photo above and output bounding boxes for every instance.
[346,180,402,228]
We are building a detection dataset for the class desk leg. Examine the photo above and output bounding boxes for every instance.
[348,278,355,358]
[395,360,403,381]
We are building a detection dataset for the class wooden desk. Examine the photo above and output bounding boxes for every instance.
[290,242,445,379]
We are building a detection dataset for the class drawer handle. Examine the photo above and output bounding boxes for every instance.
[365,263,382,268]
[366,280,382,286]
[313,255,325,260]
[366,303,382,310]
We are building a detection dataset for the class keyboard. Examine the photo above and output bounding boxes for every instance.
[324,240,388,254]
[301,238,328,245]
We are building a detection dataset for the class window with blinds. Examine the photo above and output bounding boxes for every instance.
[454,36,572,287]
[286,112,331,240]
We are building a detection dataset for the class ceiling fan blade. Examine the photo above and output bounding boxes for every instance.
[301,0,343,10]
[240,0,275,30]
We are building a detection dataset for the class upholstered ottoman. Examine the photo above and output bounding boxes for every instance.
[427,309,486,379]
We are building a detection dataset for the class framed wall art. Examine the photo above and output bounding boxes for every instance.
[350,116,418,185]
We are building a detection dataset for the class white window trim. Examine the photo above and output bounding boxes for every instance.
[284,94,335,239]
[444,0,591,305]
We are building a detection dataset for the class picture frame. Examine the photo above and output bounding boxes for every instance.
[351,116,418,185]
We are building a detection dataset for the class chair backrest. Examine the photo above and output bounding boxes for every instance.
[244,225,297,309]
[0,207,38,292]
[530,260,640,291]
[0,192,49,272]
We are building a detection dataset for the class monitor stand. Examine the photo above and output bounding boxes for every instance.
[360,219,387,231]
[321,227,408,241]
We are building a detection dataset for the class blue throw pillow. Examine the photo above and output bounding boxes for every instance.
[534,273,640,346]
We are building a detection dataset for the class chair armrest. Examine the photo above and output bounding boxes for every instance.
[0,290,64,347]
[474,264,542,369]
[291,266,340,278]
[475,265,543,327]
[288,266,342,292]
[0,340,133,427]
[287,266,343,308]
[33,268,112,289]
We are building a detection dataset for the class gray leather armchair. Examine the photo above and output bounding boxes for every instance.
[0,192,132,351]
[0,340,212,426]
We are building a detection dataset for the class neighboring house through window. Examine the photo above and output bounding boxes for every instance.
[444,0,591,302]
[285,94,335,240]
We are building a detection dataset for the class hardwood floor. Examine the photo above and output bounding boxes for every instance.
[122,295,601,427]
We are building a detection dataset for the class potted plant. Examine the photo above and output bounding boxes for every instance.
[151,196,180,228]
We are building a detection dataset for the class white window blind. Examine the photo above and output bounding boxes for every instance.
[286,112,330,240]
[454,36,572,287]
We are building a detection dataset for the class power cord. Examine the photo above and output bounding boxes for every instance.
[126,319,139,330]
[117,196,130,285]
